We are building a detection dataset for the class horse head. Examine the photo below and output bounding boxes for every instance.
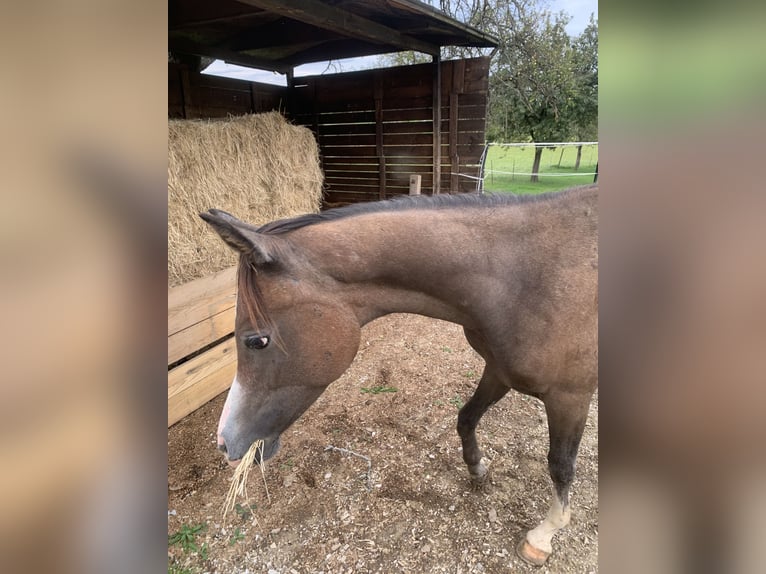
[200,209,361,464]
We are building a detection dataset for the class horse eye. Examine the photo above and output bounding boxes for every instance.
[244,335,270,350]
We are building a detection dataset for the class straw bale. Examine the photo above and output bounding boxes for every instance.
[168,112,323,286]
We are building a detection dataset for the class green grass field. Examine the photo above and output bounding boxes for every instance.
[482,144,598,194]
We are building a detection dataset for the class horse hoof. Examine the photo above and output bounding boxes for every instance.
[468,460,488,481]
[516,538,550,567]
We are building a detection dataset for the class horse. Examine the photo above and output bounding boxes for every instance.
[201,184,598,566]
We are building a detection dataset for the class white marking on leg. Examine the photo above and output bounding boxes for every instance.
[526,486,572,554]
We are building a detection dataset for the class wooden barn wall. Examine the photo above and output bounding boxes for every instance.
[168,58,490,206]
[288,57,490,206]
[168,63,287,118]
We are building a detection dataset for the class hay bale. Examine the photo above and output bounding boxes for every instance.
[168,112,323,286]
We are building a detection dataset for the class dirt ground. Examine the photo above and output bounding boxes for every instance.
[168,314,598,574]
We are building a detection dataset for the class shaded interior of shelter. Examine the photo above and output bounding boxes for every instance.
[169,0,498,206]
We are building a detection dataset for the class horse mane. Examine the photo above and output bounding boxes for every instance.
[237,186,596,335]
[257,187,590,235]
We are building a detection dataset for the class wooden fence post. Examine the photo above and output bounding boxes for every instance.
[409,174,422,195]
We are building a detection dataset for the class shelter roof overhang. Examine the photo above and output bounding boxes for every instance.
[169,0,498,74]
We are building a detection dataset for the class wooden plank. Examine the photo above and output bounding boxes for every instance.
[384,133,433,146]
[191,107,249,119]
[324,175,380,187]
[448,92,486,107]
[180,66,194,119]
[195,86,252,113]
[325,182,381,193]
[452,59,466,94]
[441,152,483,165]
[381,108,432,122]
[463,57,491,81]
[454,131,486,146]
[382,145,435,157]
[320,146,378,157]
[386,162,434,173]
[463,76,489,94]
[449,71,460,193]
[388,171,433,187]
[375,73,385,200]
[168,266,237,337]
[323,162,379,173]
[437,131,485,145]
[317,123,376,136]
[376,117,485,134]
[433,55,442,194]
[450,104,486,119]
[449,92,459,156]
[318,134,377,146]
[323,190,382,203]
[322,155,381,165]
[373,143,481,159]
[168,337,237,426]
[168,306,236,365]
[381,95,433,110]
[382,121,433,135]
[316,110,376,124]
[313,84,375,106]
[168,71,183,106]
[378,156,386,200]
[447,118,487,133]
[409,175,422,195]
[378,83,433,100]
[250,83,286,113]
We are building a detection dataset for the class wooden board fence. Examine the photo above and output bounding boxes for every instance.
[168,56,490,208]
[289,57,490,204]
[168,266,238,426]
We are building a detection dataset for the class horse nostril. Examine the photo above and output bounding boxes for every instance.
[218,440,227,455]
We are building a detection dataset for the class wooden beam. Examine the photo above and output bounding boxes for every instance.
[169,37,293,73]
[432,53,442,194]
[170,11,269,31]
[448,59,464,193]
[374,72,386,200]
[239,0,440,56]
[179,66,194,119]
[409,174,422,195]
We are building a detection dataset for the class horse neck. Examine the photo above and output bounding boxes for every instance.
[289,208,516,329]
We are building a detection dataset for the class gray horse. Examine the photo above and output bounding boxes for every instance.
[202,184,598,566]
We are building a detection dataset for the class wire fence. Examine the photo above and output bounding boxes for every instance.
[450,141,599,193]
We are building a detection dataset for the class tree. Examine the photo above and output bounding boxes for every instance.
[568,15,598,169]
[378,1,595,182]
[494,10,577,180]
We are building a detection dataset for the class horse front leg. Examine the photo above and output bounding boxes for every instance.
[517,390,592,566]
[457,366,509,484]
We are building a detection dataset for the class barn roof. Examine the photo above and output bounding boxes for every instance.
[169,0,498,74]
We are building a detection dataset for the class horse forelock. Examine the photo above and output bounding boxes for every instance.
[237,256,272,333]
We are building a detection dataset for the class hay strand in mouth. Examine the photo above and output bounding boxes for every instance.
[222,440,270,518]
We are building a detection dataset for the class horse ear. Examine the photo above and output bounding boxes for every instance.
[199,209,276,265]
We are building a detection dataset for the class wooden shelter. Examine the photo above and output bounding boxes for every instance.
[168,1,498,425]
[169,0,497,204]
